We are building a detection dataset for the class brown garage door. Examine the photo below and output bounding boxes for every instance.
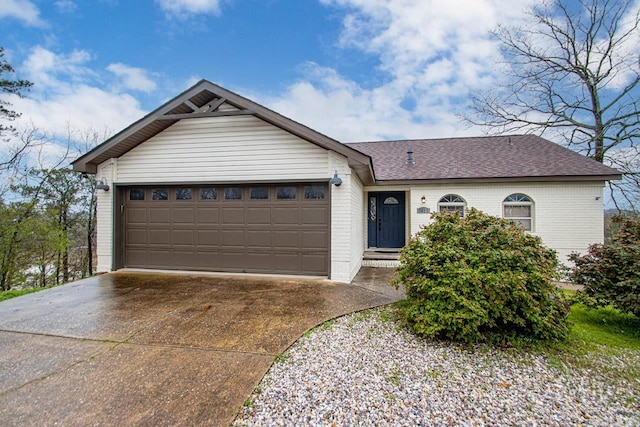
[121,183,329,275]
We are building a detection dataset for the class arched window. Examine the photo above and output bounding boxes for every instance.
[438,194,466,217]
[503,193,533,231]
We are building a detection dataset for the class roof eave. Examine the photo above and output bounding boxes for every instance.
[371,174,622,185]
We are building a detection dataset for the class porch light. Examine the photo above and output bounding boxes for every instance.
[95,179,110,192]
[329,170,342,186]
[421,196,426,204]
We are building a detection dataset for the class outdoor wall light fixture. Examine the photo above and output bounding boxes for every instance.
[95,179,110,192]
[421,196,426,204]
[329,170,342,186]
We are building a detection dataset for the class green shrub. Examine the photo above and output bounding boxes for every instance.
[393,209,569,343]
[569,215,640,317]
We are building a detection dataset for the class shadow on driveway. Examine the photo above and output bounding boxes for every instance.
[0,271,398,426]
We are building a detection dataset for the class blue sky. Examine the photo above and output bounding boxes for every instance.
[7,0,637,161]
[2,0,551,146]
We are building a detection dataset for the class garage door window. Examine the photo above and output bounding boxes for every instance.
[200,188,217,200]
[304,185,325,199]
[130,189,145,201]
[152,189,168,200]
[276,186,297,200]
[250,187,269,200]
[224,187,243,200]
[176,188,192,200]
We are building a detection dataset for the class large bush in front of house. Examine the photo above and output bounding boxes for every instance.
[393,209,568,343]
[569,215,640,318]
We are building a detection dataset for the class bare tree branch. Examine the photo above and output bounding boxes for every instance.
[463,0,640,210]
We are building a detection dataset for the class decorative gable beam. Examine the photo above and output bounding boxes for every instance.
[158,96,255,121]
[159,109,255,120]
[183,99,200,112]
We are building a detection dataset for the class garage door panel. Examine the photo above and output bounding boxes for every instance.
[173,229,195,245]
[149,229,170,245]
[302,231,328,249]
[173,208,195,223]
[302,254,328,275]
[246,230,271,248]
[126,248,147,265]
[273,207,299,225]
[172,251,197,266]
[196,250,222,268]
[126,208,147,224]
[222,229,245,246]
[301,207,329,225]
[197,230,220,246]
[197,208,219,224]
[272,230,300,249]
[123,183,328,276]
[220,251,245,269]
[247,208,271,225]
[127,229,147,245]
[147,250,171,266]
[245,252,273,271]
[222,208,244,224]
[149,208,170,224]
[273,253,300,271]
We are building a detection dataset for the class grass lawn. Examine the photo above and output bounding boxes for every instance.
[0,287,51,302]
[568,303,640,350]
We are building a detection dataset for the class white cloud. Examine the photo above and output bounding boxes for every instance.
[263,0,537,142]
[107,63,157,93]
[267,63,462,142]
[0,0,45,27]
[155,0,225,18]
[9,47,147,148]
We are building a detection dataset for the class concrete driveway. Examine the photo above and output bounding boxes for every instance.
[0,271,398,426]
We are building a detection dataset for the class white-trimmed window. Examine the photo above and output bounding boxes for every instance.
[438,194,466,217]
[503,193,533,231]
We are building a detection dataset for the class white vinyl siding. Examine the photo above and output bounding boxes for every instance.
[95,161,116,273]
[329,153,356,283]
[116,115,330,183]
[350,172,364,280]
[405,182,605,264]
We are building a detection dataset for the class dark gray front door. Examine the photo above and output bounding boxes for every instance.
[368,192,405,248]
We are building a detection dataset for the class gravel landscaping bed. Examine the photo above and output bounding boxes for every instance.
[234,307,640,426]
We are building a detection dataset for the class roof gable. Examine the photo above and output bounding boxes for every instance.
[72,80,374,183]
[346,135,621,182]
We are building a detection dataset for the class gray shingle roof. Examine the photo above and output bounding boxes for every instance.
[346,135,621,182]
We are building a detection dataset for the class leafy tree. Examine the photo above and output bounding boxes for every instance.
[394,209,569,343]
[39,168,84,284]
[466,0,640,210]
[1,46,33,169]
[569,214,640,317]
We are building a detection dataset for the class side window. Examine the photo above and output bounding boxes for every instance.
[129,188,145,201]
[438,194,466,217]
[250,187,269,200]
[503,193,533,231]
[224,187,243,200]
[152,189,168,201]
[276,186,297,200]
[199,188,217,200]
[176,188,192,200]
[304,185,326,200]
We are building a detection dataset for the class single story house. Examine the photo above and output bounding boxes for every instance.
[72,80,621,283]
